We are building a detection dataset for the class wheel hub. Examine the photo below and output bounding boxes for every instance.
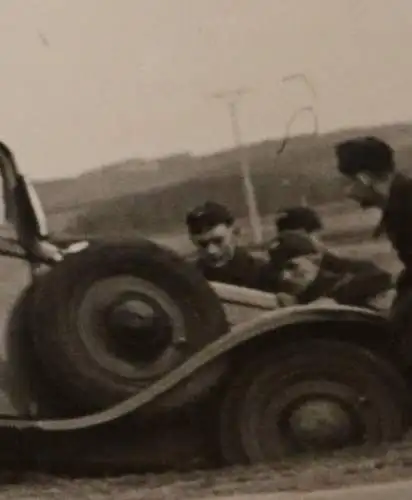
[109,299,156,331]
[77,275,187,379]
[252,380,366,461]
[107,298,173,363]
[287,398,355,447]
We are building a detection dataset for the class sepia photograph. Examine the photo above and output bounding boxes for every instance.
[0,0,411,498]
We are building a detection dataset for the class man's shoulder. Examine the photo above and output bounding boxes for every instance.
[233,247,279,287]
[391,172,412,201]
[322,251,382,271]
[234,246,269,264]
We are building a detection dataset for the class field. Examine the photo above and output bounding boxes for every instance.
[35,121,412,239]
[0,205,411,500]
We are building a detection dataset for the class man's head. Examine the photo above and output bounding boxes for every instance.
[186,201,238,267]
[269,231,323,295]
[335,136,395,209]
[275,206,323,235]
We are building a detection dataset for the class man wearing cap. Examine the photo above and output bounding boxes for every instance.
[270,205,393,308]
[272,205,327,265]
[271,205,325,257]
[334,136,412,317]
[270,230,393,310]
[185,201,280,293]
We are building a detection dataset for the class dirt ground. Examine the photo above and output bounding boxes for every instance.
[0,232,409,499]
[4,437,412,499]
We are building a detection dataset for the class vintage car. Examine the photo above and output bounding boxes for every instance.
[0,142,409,473]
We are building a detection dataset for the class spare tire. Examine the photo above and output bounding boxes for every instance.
[30,238,229,413]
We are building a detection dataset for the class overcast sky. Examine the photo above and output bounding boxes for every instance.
[0,0,410,179]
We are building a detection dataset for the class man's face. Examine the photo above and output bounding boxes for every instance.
[343,173,382,209]
[279,255,320,295]
[191,223,237,267]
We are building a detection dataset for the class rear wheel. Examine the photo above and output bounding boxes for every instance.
[30,239,228,413]
[219,339,408,465]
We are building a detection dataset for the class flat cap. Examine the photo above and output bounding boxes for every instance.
[186,201,234,234]
[269,230,321,268]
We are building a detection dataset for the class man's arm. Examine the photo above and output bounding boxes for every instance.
[329,260,393,306]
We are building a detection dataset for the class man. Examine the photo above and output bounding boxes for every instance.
[334,136,412,310]
[270,231,393,310]
[185,201,279,293]
[275,206,324,237]
[270,204,392,298]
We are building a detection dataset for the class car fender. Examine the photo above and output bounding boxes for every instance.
[16,302,388,432]
[192,302,389,364]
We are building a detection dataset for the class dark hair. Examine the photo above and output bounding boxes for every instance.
[335,136,395,178]
[275,206,323,234]
[186,201,234,235]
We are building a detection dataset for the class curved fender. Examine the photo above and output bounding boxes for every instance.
[189,303,388,363]
[0,303,387,432]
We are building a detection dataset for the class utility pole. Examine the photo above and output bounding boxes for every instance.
[211,88,263,244]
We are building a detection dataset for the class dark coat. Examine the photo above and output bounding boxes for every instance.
[194,247,279,293]
[376,172,412,267]
[296,252,393,307]
[374,172,412,293]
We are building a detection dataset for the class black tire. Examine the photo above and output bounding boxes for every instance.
[4,286,37,416]
[4,286,77,418]
[30,239,228,413]
[219,339,409,465]
[218,368,256,465]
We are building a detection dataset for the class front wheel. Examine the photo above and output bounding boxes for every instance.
[29,239,229,414]
[219,339,409,465]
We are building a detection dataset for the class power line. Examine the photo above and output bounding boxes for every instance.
[210,88,263,244]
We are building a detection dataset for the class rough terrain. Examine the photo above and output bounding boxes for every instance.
[3,438,412,499]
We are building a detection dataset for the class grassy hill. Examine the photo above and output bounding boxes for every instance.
[31,121,412,237]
